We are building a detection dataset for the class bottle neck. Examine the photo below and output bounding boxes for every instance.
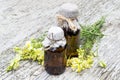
[46,44,66,52]
[63,28,80,36]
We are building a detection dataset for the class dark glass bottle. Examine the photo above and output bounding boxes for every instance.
[44,46,66,75]
[57,3,80,57]
[65,28,80,57]
[42,26,67,75]
[59,20,80,57]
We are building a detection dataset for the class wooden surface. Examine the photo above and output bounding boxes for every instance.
[0,0,120,80]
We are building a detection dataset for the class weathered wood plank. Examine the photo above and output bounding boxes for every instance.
[0,0,120,80]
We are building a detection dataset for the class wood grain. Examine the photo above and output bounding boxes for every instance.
[0,0,120,80]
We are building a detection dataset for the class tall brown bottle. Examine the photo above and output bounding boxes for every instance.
[42,26,67,75]
[57,3,80,57]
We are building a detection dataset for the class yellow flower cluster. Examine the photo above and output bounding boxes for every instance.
[67,48,94,72]
[6,38,44,72]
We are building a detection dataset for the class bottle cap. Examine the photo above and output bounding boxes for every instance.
[57,3,79,19]
[42,26,66,49]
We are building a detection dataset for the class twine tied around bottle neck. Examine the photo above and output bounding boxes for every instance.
[56,14,78,32]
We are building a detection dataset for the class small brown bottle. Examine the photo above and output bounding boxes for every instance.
[65,27,80,57]
[57,3,80,57]
[42,26,67,75]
